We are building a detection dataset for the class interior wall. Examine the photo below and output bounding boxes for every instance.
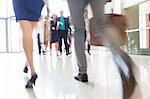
[124,6,139,29]
[123,0,150,8]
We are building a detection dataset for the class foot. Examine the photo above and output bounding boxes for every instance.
[25,74,38,88]
[87,51,91,55]
[66,52,71,56]
[56,54,59,56]
[43,51,46,55]
[59,52,62,56]
[74,73,88,82]
[23,66,28,73]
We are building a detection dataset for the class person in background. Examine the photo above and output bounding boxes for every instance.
[84,9,91,55]
[36,16,45,55]
[12,0,49,88]
[37,33,42,54]
[57,10,71,56]
[43,15,50,55]
[50,14,59,56]
[67,16,73,52]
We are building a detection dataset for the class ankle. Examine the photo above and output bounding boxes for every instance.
[31,72,36,76]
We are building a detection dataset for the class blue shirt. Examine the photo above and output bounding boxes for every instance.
[59,17,65,30]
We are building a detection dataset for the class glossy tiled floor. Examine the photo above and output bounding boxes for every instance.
[0,46,150,99]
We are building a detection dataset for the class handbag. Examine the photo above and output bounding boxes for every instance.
[89,14,128,46]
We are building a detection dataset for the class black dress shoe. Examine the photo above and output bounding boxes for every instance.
[74,73,88,82]
[25,74,38,88]
[23,66,28,73]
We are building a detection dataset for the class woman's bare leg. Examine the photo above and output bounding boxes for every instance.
[24,22,36,67]
[19,20,37,76]
[55,42,59,55]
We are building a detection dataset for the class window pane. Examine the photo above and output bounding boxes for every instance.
[0,0,15,18]
[0,0,8,18]
[8,19,21,52]
[0,19,6,52]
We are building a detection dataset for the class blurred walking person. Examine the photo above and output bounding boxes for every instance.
[50,14,60,56]
[67,0,136,98]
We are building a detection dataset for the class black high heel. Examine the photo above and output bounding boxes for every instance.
[25,74,38,88]
[23,66,28,73]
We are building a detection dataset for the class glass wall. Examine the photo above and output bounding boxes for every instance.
[139,1,150,48]
[0,0,20,52]
[0,0,9,52]
[0,0,8,18]
[123,0,150,55]
[3,0,150,54]
[0,0,15,18]
[0,0,71,52]
[0,19,7,52]
[7,17,22,52]
[49,0,70,17]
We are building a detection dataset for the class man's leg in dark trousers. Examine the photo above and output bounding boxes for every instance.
[58,31,63,53]
[87,43,91,54]
[67,0,89,81]
[62,30,70,54]
[38,42,41,54]
[37,35,41,54]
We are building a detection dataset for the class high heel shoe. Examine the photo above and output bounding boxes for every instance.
[23,66,28,73]
[25,74,38,88]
